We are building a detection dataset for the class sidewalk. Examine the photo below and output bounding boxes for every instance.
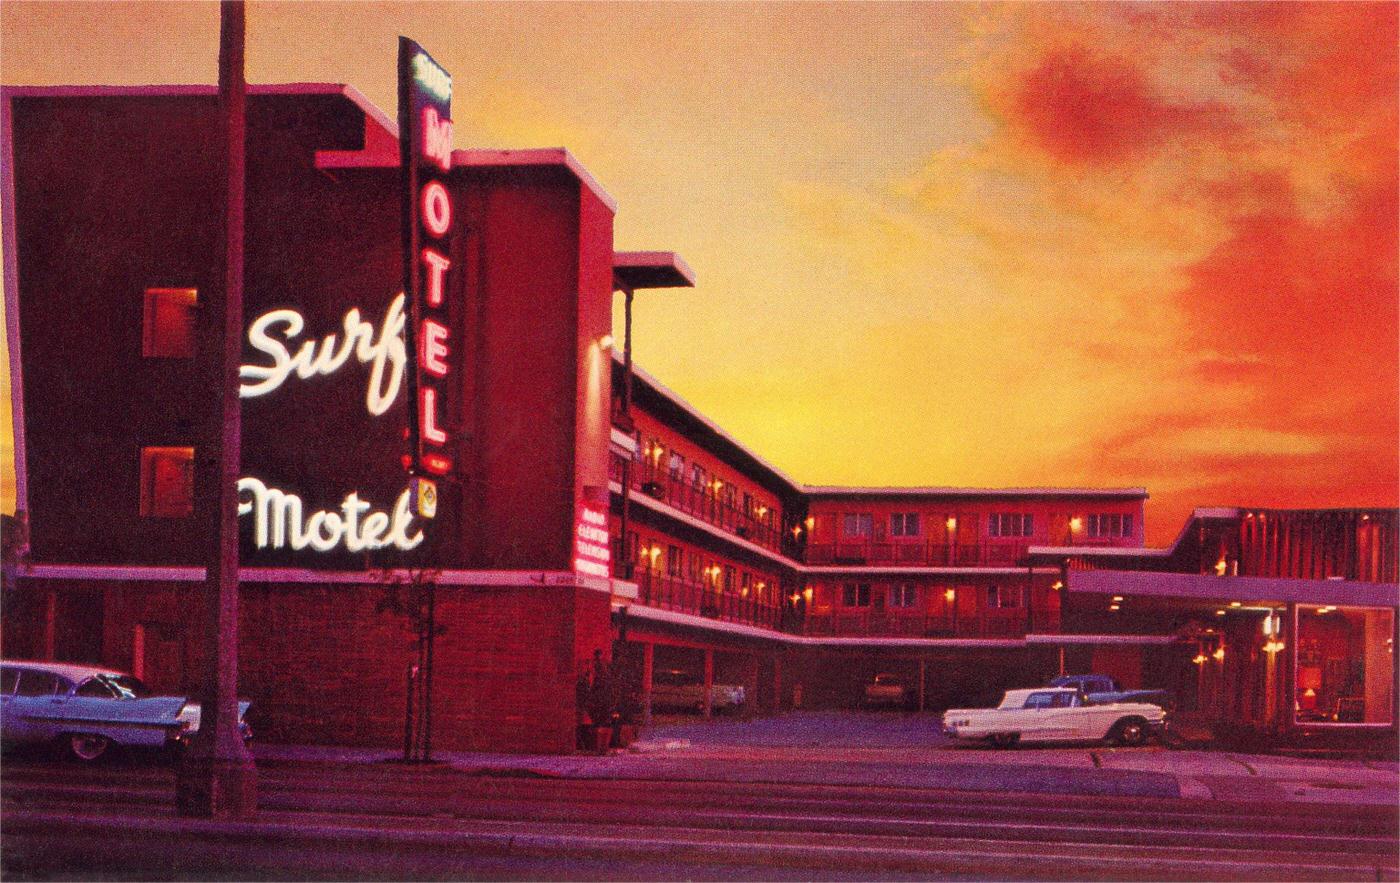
[250,736,1399,805]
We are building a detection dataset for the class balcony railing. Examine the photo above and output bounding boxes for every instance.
[806,541,1033,568]
[802,606,1055,639]
[633,571,783,631]
[610,454,788,554]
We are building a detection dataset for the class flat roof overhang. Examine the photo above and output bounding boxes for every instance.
[1068,569,1399,609]
[613,251,696,291]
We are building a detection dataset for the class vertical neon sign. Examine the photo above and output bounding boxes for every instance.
[398,37,456,515]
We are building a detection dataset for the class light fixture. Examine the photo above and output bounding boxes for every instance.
[1214,559,1228,576]
[803,587,813,601]
[1108,604,1120,611]
[1215,609,1226,616]
[805,516,815,530]
[1111,595,1123,602]
[1192,653,1207,665]
[1263,640,1285,654]
[789,593,800,604]
[1213,647,1225,661]
[1051,580,1064,591]
[944,588,956,603]
[756,581,766,592]
[598,333,615,349]
[1070,517,1082,530]
[946,516,957,531]
[792,525,803,538]
[756,505,768,517]
[1230,601,1242,608]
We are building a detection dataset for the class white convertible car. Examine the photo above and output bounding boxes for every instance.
[1,660,251,761]
[942,687,1166,748]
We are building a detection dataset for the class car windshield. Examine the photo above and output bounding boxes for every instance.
[97,674,153,699]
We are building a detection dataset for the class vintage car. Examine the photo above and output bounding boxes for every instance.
[0,660,251,761]
[650,668,746,714]
[863,673,912,708]
[1048,674,1174,710]
[942,687,1166,747]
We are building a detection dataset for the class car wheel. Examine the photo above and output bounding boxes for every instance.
[989,733,1020,748]
[67,733,111,762]
[1113,717,1148,747]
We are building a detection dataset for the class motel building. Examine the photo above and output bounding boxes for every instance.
[2,83,1397,753]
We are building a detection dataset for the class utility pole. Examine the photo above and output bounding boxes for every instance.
[176,0,257,818]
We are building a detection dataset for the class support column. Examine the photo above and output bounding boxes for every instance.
[641,641,654,727]
[917,658,926,712]
[42,589,56,660]
[702,649,714,718]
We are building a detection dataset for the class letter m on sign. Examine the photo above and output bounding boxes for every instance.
[422,107,452,173]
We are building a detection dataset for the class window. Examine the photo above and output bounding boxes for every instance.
[891,513,921,537]
[668,452,685,480]
[743,492,753,518]
[842,513,873,538]
[988,513,1033,538]
[666,545,683,577]
[722,565,735,592]
[691,464,707,491]
[15,670,63,697]
[1024,691,1073,709]
[1088,514,1132,538]
[142,287,197,358]
[140,446,194,517]
[841,582,872,607]
[1295,606,1394,726]
[890,584,918,608]
[987,584,1021,608]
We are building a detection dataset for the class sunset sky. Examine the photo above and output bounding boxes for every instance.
[2,2,1396,544]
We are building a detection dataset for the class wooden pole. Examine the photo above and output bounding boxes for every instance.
[176,0,256,818]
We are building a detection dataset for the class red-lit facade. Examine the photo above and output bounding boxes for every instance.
[3,84,1395,752]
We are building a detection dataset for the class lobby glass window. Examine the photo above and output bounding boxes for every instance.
[842,583,872,607]
[139,446,194,517]
[891,513,921,537]
[843,513,873,538]
[142,287,197,358]
[1295,606,1394,726]
[890,584,918,608]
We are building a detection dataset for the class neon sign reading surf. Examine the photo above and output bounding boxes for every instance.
[239,294,407,417]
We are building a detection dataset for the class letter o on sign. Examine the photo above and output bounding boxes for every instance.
[421,180,452,237]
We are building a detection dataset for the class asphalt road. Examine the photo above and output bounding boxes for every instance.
[4,754,1397,881]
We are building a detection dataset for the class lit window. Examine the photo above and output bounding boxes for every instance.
[988,513,1033,538]
[1088,514,1132,538]
[142,288,197,358]
[842,583,872,606]
[890,584,918,608]
[987,584,1021,608]
[139,447,194,517]
[843,513,873,538]
[891,513,921,537]
[668,452,685,479]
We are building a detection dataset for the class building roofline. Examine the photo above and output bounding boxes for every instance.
[623,356,805,493]
[0,83,618,213]
[803,486,1149,499]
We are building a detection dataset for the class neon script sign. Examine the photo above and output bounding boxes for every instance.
[239,294,406,416]
[238,477,423,553]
